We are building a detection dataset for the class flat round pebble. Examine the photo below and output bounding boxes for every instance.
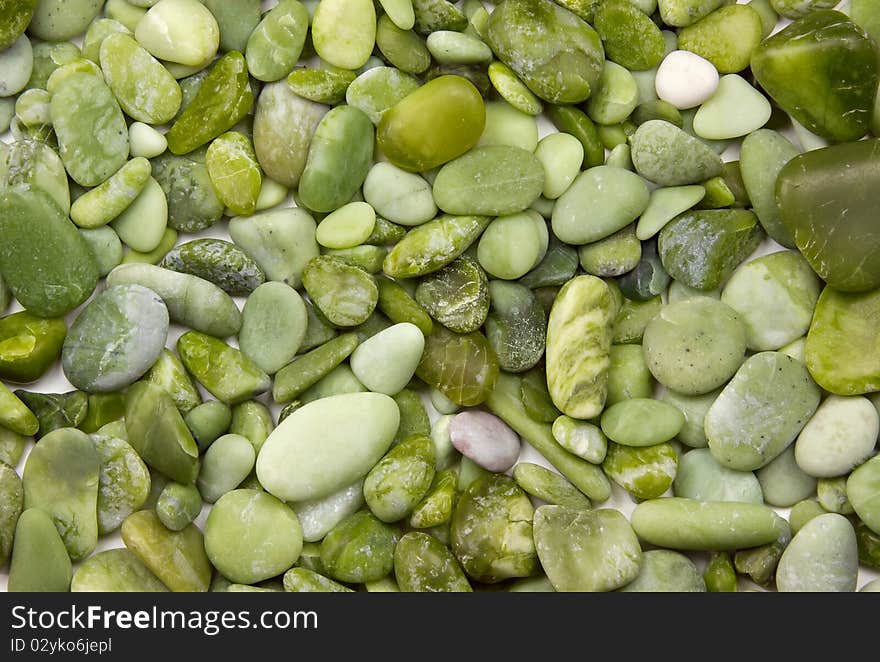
[239,282,308,375]
[794,395,879,478]
[0,35,33,98]
[776,513,858,592]
[316,201,377,249]
[449,410,521,472]
[673,448,764,504]
[350,322,424,396]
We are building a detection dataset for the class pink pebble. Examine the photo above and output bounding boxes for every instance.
[449,410,521,472]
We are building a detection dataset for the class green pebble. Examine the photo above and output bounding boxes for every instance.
[776,513,858,592]
[673,448,763,504]
[109,177,168,253]
[394,531,472,592]
[383,213,490,279]
[316,201,376,249]
[578,224,642,278]
[678,4,763,73]
[177,331,269,405]
[630,119,723,186]
[144,348,201,414]
[0,460,22,566]
[292,479,365,543]
[159,238,265,297]
[13,389,86,438]
[0,427,28,469]
[320,510,398,583]
[150,149,222,233]
[203,0,261,53]
[0,311,66,384]
[619,549,706,592]
[282,567,352,592]
[156,481,203,531]
[415,256,489,333]
[594,0,665,71]
[302,255,378,327]
[477,101,539,152]
[519,236,579,288]
[585,61,639,126]
[534,132,583,200]
[287,66,356,106]
[756,446,817,508]
[197,434,255,504]
[7,508,71,592]
[484,280,547,373]
[416,325,499,407]
[91,431,151,536]
[311,0,376,70]
[245,0,307,82]
[350,323,425,396]
[79,227,123,277]
[602,441,678,499]
[551,416,607,464]
[693,74,771,140]
[272,333,359,403]
[847,454,880,535]
[513,463,591,510]
[364,433,435,522]
[72,548,168,592]
[238,282,308,376]
[478,211,548,281]
[185,400,232,452]
[345,66,421,125]
[601,399,684,447]
[409,466,458,528]
[134,0,218,67]
[205,131,261,216]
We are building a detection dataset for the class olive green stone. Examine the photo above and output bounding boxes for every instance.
[196,433,255,503]
[283,567,353,592]
[602,441,678,500]
[205,131,261,216]
[394,531,471,592]
[805,286,880,395]
[205,489,303,585]
[705,352,821,471]
[121,510,212,592]
[658,0,726,26]
[416,325,499,407]
[203,0,261,53]
[287,67,356,106]
[415,257,489,334]
[167,52,253,155]
[252,81,328,188]
[0,460,22,567]
[846,454,880,535]
[658,209,765,291]
[0,427,27,469]
[534,506,642,592]
[272,333,360,404]
[375,15,432,75]
[450,473,538,583]
[13,390,86,438]
[245,0,308,82]
[593,0,665,71]
[0,0,35,51]
[412,0,467,34]
[160,238,265,297]
[630,120,723,186]
[91,431,151,535]
[486,0,604,104]
[364,433,436,523]
[383,214,491,279]
[484,280,546,373]
[184,400,231,452]
[22,427,99,561]
[377,75,485,172]
[79,393,126,434]
[578,225,642,278]
[7,508,71,592]
[71,548,168,592]
[151,149,224,233]
[302,255,378,327]
[678,4,763,73]
[751,10,878,142]
[143,349,201,416]
[776,140,880,293]
[0,311,65,383]
[409,467,458,528]
[619,549,706,592]
[124,381,200,484]
[177,331,270,405]
[156,481,202,531]
[320,510,398,583]
[520,236,579,289]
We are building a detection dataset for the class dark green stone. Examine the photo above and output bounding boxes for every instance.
[160,238,266,296]
[416,325,499,407]
[14,390,88,439]
[0,311,66,383]
[415,256,489,334]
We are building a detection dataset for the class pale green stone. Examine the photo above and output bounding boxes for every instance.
[477,101,539,152]
[311,0,377,70]
[426,30,492,65]
[776,513,858,592]
[135,0,220,67]
[794,395,878,478]
[70,157,152,229]
[256,392,400,502]
[0,138,71,214]
[350,322,425,395]
[197,434,256,503]
[477,211,548,280]
[739,129,799,247]
[245,0,309,82]
[630,119,723,186]
[693,74,772,140]
[79,227,123,277]
[91,431,151,536]
[658,0,726,27]
[362,162,437,226]
[291,479,365,543]
[0,35,32,98]
[316,201,377,249]
[205,131,261,216]
[635,185,705,240]
[110,177,168,253]
[71,549,168,592]
[28,0,102,41]
[7,508,72,592]
[534,132,583,200]
[600,398,684,446]
[756,446,817,508]
[551,416,607,464]
[619,550,706,592]
[586,61,639,125]
[673,448,763,504]
[660,388,719,448]
[846,454,880,535]
[487,61,544,116]
[239,282,308,375]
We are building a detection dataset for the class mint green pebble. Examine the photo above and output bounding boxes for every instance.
[673,448,764,504]
[70,157,152,229]
[487,61,543,116]
[794,395,878,478]
[7,509,72,592]
[79,227,124,277]
[426,30,492,65]
[379,0,415,30]
[534,132,583,200]
[44,58,103,95]
[776,513,858,592]
[606,143,633,171]
[50,73,129,187]
[197,434,255,504]
[659,388,719,448]
[601,399,685,447]
[292,479,365,543]
[0,35,32,98]
[586,61,639,126]
[28,0,103,41]
[239,282,308,375]
[1,139,70,215]
[362,162,436,226]
[0,97,13,132]
[552,166,650,245]
[477,211,548,280]
[635,185,706,240]
[477,101,539,152]
[122,228,177,265]
[755,446,817,508]
[202,0,261,53]
[693,74,772,140]
[104,0,148,32]
[630,119,723,186]
[110,177,168,253]
[350,322,425,395]
[847,454,880,535]
[551,416,607,464]
[255,178,288,211]
[316,201,377,249]
[311,0,376,71]
[245,0,308,82]
[135,0,220,67]
[344,66,421,125]
[99,33,182,125]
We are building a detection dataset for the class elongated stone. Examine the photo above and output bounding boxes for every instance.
[121,510,212,592]
[416,325,499,407]
[91,431,151,536]
[22,427,100,561]
[292,479,365,543]
[776,139,880,293]
[160,238,265,297]
[630,119,722,186]
[776,513,858,592]
[7,508,71,592]
[125,381,200,484]
[256,392,400,502]
[245,0,308,82]
[383,214,491,279]
[847,455,880,535]
[545,276,614,419]
[62,284,168,393]
[805,286,880,395]
[0,311,66,383]
[0,460,22,567]
[206,131,261,216]
[0,187,99,318]
[751,10,878,142]
[71,548,168,592]
[70,157,151,230]
[705,352,821,471]
[272,333,360,404]
[177,331,270,405]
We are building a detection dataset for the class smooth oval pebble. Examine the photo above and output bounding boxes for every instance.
[311,0,376,70]
[110,177,168,253]
[846,454,880,535]
[655,50,719,109]
[673,448,764,504]
[477,211,548,281]
[7,508,72,592]
[0,34,32,97]
[256,392,400,502]
[692,74,772,140]
[239,282,308,375]
[756,446,818,508]
[350,322,425,396]
[534,132,583,200]
[635,185,706,240]
[62,284,168,393]
[449,410,521,472]
[292,480,366,543]
[71,548,167,592]
[551,416,607,464]
[600,399,684,447]
[196,434,255,504]
[630,119,723,186]
[362,162,437,226]
[135,0,219,67]
[618,549,706,592]
[316,201,377,249]
[794,395,879,478]
[776,513,858,592]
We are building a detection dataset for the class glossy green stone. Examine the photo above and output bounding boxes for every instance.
[156,481,202,531]
[0,0,35,51]
[0,138,71,216]
[298,105,374,213]
[160,238,265,297]
[620,549,706,592]
[177,331,270,405]
[450,473,538,583]
[658,0,726,26]
[282,567,352,592]
[601,399,684,447]
[272,333,360,403]
[167,52,254,155]
[13,390,86,438]
[383,214,491,279]
[514,463,592,511]
[287,67,357,106]
[486,0,604,104]
[658,209,764,291]
[0,460,22,567]
[151,149,224,233]
[121,510,212,592]
[134,0,218,67]
[593,0,665,71]
[311,0,376,70]
[143,349,200,415]
[415,257,489,334]
[412,0,467,34]
[776,140,880,293]
[485,280,546,373]
[376,14,432,75]
[301,255,378,327]
[320,510,398,583]
[71,548,168,592]
[377,75,485,172]
[416,325,499,407]
[79,393,125,434]
[678,4,763,73]
[91,430,151,536]
[245,0,308,82]
[409,467,458,528]
[125,381,200,484]
[602,441,678,500]
[751,10,878,142]
[205,131,261,216]
[26,40,80,91]
[364,433,435,522]
[7,508,71,592]
[805,286,880,395]
[630,120,723,186]
[394,531,472,592]
[534,506,642,592]
[0,311,66,383]
[22,427,99,561]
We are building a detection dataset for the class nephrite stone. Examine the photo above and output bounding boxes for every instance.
[416,325,499,407]
[0,311,66,383]
[751,10,878,142]
[776,139,880,293]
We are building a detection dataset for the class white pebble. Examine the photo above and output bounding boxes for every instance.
[655,50,720,110]
[129,122,167,159]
